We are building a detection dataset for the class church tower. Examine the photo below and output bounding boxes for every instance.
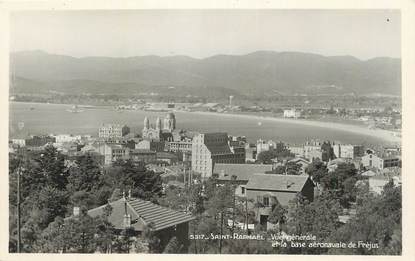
[143,117,149,129]
[156,117,162,130]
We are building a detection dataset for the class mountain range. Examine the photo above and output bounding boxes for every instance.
[10,50,401,97]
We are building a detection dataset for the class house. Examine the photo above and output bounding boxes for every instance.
[99,124,130,139]
[287,157,311,175]
[244,143,257,163]
[283,108,302,118]
[156,152,179,165]
[130,149,157,164]
[368,174,401,194]
[97,143,130,165]
[332,144,364,159]
[136,140,166,152]
[361,152,401,170]
[213,163,274,197]
[85,197,195,253]
[246,174,314,230]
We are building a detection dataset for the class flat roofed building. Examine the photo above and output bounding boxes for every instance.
[99,124,130,139]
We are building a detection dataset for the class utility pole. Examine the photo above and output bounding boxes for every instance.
[231,175,237,233]
[219,211,223,254]
[245,198,248,231]
[17,164,21,253]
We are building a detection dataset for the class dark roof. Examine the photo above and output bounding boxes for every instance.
[205,144,232,155]
[246,174,310,192]
[214,163,273,181]
[87,198,194,231]
[156,152,179,159]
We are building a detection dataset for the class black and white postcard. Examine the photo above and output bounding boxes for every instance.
[1,1,414,260]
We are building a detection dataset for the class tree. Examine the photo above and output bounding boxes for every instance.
[320,163,358,207]
[26,185,68,230]
[268,200,287,228]
[284,193,342,254]
[32,145,69,190]
[163,237,182,253]
[94,204,116,253]
[67,154,102,193]
[327,182,401,255]
[321,141,335,162]
[305,159,328,183]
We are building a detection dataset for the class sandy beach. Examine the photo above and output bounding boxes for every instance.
[191,111,401,144]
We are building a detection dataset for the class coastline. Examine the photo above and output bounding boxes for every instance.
[190,111,401,144]
[10,101,401,144]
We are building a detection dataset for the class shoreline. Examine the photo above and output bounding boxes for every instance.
[10,101,401,144]
[190,111,401,144]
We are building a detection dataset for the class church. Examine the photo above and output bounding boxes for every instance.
[142,112,176,142]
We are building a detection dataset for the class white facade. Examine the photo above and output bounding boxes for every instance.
[191,134,213,178]
[54,134,82,144]
[99,124,129,139]
[256,139,276,157]
[283,109,302,118]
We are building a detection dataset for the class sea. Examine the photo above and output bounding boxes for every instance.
[9,102,389,145]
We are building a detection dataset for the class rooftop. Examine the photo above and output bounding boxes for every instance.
[214,163,273,181]
[246,174,311,192]
[87,197,194,231]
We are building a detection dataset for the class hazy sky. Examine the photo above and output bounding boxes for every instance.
[10,9,400,60]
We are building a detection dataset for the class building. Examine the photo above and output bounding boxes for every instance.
[99,124,130,139]
[163,112,176,132]
[167,140,192,153]
[246,174,314,230]
[287,157,311,175]
[244,143,257,162]
[142,113,176,142]
[361,152,401,170]
[283,108,302,118]
[97,143,130,165]
[256,139,277,157]
[156,152,179,165]
[288,145,305,157]
[368,175,401,194]
[136,140,166,152]
[25,135,56,147]
[213,163,273,197]
[191,133,245,178]
[130,149,157,164]
[85,197,195,253]
[333,144,364,159]
[11,138,26,147]
[303,145,323,161]
[54,134,82,144]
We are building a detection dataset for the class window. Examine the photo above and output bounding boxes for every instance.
[241,187,245,194]
[263,196,270,207]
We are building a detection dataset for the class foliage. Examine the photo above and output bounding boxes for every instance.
[163,236,182,253]
[327,181,401,255]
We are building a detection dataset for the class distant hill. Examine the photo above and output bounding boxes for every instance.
[10,50,401,96]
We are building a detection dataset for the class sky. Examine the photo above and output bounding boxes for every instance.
[10,9,401,60]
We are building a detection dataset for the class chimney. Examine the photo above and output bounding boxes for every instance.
[123,214,131,228]
[73,206,80,217]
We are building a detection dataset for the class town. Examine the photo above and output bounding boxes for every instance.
[8,111,402,254]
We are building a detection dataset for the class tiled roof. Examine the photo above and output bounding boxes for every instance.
[87,198,194,231]
[206,144,232,155]
[214,163,273,181]
[246,174,310,192]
